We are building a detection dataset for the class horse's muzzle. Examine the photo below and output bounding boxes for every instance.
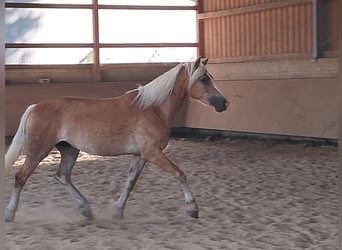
[209,96,229,113]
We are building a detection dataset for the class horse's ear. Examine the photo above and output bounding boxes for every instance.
[193,57,201,71]
[202,58,209,65]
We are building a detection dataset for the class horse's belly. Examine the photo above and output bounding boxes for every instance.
[63,132,140,156]
[82,140,139,156]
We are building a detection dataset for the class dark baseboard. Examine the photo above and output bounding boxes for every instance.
[171,127,338,146]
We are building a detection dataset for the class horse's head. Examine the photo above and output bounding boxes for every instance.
[188,58,229,112]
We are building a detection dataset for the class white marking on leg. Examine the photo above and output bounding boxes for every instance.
[6,189,20,221]
[183,188,194,204]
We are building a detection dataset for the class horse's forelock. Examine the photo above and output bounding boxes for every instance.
[189,62,208,85]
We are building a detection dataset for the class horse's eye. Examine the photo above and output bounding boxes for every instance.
[200,76,209,84]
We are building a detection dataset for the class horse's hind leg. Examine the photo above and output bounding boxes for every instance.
[117,155,146,218]
[5,156,43,222]
[55,143,93,220]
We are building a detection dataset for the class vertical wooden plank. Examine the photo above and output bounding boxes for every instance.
[255,11,261,55]
[92,0,100,82]
[219,0,224,11]
[202,21,207,57]
[299,4,306,54]
[271,8,276,54]
[249,11,255,55]
[232,0,237,9]
[213,18,219,58]
[205,21,211,57]
[221,17,227,58]
[231,14,237,57]
[276,7,282,54]
[260,10,266,55]
[306,3,312,53]
[288,6,294,53]
[223,0,228,10]
[226,0,230,10]
[265,10,271,55]
[227,16,232,57]
[282,6,288,54]
[245,12,251,56]
[210,19,215,57]
[217,17,221,58]
[240,14,245,56]
[236,14,241,56]
[294,5,300,53]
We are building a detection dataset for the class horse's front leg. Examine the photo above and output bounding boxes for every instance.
[143,150,199,218]
[117,155,146,218]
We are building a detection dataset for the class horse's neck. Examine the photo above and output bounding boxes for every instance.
[158,69,189,124]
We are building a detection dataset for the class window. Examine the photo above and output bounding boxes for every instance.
[5,0,197,65]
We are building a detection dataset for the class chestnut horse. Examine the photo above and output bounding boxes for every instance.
[5,58,229,222]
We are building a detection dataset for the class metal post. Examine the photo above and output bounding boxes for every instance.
[312,0,318,61]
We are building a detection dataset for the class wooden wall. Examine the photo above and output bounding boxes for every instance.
[184,58,337,139]
[197,0,338,60]
[186,0,338,139]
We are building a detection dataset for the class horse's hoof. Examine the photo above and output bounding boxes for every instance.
[5,217,14,223]
[80,205,94,220]
[187,210,199,219]
[116,208,124,219]
[5,209,15,223]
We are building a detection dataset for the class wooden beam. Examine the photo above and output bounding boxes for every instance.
[207,57,337,80]
[196,0,205,57]
[5,43,93,48]
[5,43,197,49]
[5,3,92,9]
[97,5,196,11]
[99,43,198,48]
[197,0,311,20]
[5,63,176,71]
[5,2,196,10]
[6,64,93,70]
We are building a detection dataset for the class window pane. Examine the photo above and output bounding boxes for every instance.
[6,48,93,64]
[99,10,196,43]
[100,47,196,63]
[5,8,92,43]
[98,0,195,6]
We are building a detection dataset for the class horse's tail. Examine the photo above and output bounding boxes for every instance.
[5,104,36,175]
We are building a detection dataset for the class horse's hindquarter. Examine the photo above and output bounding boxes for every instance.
[25,96,138,156]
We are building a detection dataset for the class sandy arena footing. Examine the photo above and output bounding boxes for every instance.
[5,138,337,250]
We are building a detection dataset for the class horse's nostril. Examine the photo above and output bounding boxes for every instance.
[209,96,229,112]
[223,99,229,108]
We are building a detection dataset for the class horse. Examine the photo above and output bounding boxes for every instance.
[5,57,229,222]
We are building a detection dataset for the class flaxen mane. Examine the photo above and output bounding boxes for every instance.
[133,63,183,109]
[133,61,208,109]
